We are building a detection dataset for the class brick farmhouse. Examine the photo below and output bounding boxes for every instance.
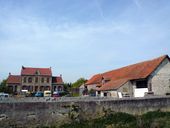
[6,66,64,93]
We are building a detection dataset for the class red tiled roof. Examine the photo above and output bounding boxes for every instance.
[52,76,63,84]
[96,79,128,91]
[7,75,21,84]
[21,67,52,76]
[86,74,102,85]
[86,55,169,91]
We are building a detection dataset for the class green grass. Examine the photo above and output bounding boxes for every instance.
[37,111,170,128]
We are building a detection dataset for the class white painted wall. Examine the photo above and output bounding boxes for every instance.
[134,88,148,97]
[100,91,104,97]
[87,84,97,91]
[118,92,122,98]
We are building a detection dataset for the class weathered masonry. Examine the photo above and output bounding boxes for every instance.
[85,55,170,98]
[0,97,170,127]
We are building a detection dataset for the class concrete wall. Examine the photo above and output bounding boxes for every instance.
[1,97,170,127]
[150,58,170,95]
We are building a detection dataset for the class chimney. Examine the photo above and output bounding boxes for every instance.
[60,74,62,77]
[9,72,11,76]
[22,66,25,69]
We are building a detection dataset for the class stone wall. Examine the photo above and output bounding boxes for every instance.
[118,81,134,97]
[1,96,170,127]
[150,58,170,95]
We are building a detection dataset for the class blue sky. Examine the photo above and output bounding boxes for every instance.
[0,0,170,82]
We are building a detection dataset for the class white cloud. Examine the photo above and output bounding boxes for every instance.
[0,0,170,82]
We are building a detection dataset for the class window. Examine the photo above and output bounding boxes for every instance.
[35,77,38,83]
[22,85,27,90]
[47,78,49,83]
[105,79,110,83]
[98,91,101,95]
[148,83,152,91]
[104,92,107,97]
[123,87,128,92]
[14,86,17,92]
[136,80,147,88]
[35,71,39,75]
[28,77,32,83]
[41,78,44,83]
[45,86,50,90]
[58,86,62,91]
[35,86,38,92]
[23,77,27,83]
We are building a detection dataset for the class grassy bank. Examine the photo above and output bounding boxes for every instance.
[59,111,170,128]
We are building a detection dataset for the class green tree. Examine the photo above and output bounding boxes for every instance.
[63,83,72,93]
[0,79,11,93]
[72,78,87,88]
[71,78,87,97]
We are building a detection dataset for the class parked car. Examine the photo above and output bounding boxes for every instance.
[21,89,28,94]
[52,91,60,97]
[35,91,43,97]
[0,92,9,97]
[44,91,51,97]
[21,90,30,97]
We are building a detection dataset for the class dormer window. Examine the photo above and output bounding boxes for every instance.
[104,78,110,83]
[35,70,40,75]
[102,77,110,84]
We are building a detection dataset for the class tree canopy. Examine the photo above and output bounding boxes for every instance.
[0,79,10,93]
[72,78,87,88]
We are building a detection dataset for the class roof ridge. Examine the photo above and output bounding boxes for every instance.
[9,75,20,76]
[22,67,51,69]
[86,55,169,87]
[102,55,168,75]
[53,74,63,77]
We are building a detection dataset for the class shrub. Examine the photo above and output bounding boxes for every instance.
[140,111,170,128]
[60,112,137,128]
